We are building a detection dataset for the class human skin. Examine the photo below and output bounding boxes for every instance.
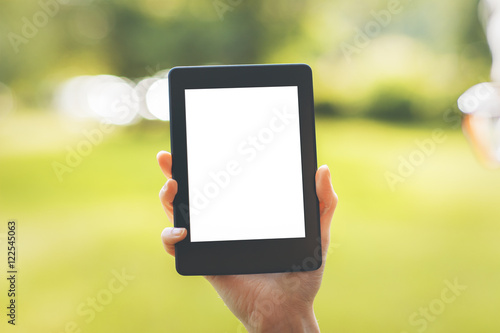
[157,151,338,332]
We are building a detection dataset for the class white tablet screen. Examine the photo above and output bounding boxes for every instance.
[184,86,306,242]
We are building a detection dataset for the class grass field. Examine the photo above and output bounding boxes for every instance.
[1,113,500,333]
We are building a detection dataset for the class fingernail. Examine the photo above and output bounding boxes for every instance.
[171,228,184,236]
[322,165,331,179]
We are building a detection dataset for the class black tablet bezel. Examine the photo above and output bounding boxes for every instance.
[169,64,321,275]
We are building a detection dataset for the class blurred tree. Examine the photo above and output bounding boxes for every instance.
[0,0,493,121]
[366,86,417,122]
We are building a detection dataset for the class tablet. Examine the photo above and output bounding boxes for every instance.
[168,64,321,275]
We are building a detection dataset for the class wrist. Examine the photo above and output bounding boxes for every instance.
[243,303,320,333]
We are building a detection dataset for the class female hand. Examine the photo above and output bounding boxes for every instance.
[157,151,338,332]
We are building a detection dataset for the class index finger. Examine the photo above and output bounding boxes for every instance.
[157,151,172,179]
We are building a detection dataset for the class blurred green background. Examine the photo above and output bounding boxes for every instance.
[1,0,500,332]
